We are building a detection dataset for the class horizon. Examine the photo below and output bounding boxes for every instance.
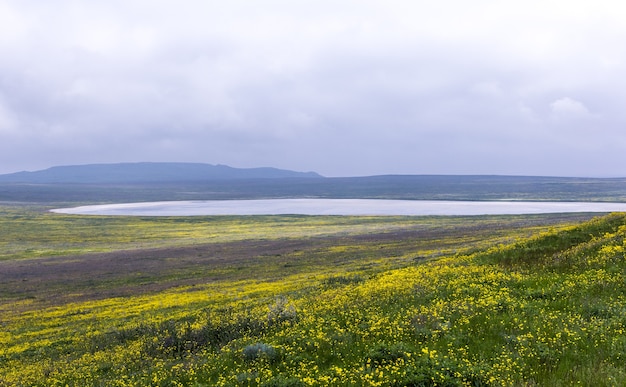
[2,161,626,180]
[2,2,626,177]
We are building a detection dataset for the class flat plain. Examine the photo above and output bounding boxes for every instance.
[5,198,626,385]
[0,207,594,311]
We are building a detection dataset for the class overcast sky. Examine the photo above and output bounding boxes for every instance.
[1,1,626,177]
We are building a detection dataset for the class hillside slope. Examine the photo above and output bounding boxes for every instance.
[3,212,626,385]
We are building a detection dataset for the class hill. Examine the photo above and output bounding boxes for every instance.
[0,162,322,184]
[2,164,626,204]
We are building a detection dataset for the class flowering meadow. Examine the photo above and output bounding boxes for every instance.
[1,208,626,386]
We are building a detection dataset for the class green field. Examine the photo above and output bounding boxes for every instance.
[2,204,626,386]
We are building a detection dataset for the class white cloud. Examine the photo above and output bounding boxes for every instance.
[2,1,626,176]
[471,82,503,97]
[550,97,591,119]
[0,97,17,134]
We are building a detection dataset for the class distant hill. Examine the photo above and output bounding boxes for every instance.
[3,165,626,204]
[0,162,323,184]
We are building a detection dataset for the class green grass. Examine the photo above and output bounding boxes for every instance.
[1,205,544,261]
[1,206,626,386]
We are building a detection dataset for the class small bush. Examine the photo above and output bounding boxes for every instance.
[262,375,306,387]
[242,342,278,363]
[268,296,297,326]
[411,313,448,341]
[365,343,409,367]
[142,315,267,357]
[322,275,364,287]
[392,358,489,387]
[236,372,259,384]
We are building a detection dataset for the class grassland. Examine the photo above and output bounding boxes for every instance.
[2,205,626,385]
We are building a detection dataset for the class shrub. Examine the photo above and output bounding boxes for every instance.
[411,313,449,341]
[392,358,489,387]
[322,275,364,287]
[268,296,297,326]
[141,315,267,357]
[242,342,278,363]
[365,343,409,367]
[262,375,306,387]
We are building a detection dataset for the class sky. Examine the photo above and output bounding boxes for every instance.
[1,1,626,177]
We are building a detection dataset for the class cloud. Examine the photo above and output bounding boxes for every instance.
[0,101,17,134]
[550,97,591,119]
[471,82,503,98]
[1,1,626,176]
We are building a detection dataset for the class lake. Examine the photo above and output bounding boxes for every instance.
[50,199,626,216]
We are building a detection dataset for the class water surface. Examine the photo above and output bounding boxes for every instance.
[50,199,626,216]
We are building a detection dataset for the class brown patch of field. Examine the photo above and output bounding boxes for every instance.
[1,239,311,307]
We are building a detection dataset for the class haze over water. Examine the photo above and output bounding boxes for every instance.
[51,199,626,216]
